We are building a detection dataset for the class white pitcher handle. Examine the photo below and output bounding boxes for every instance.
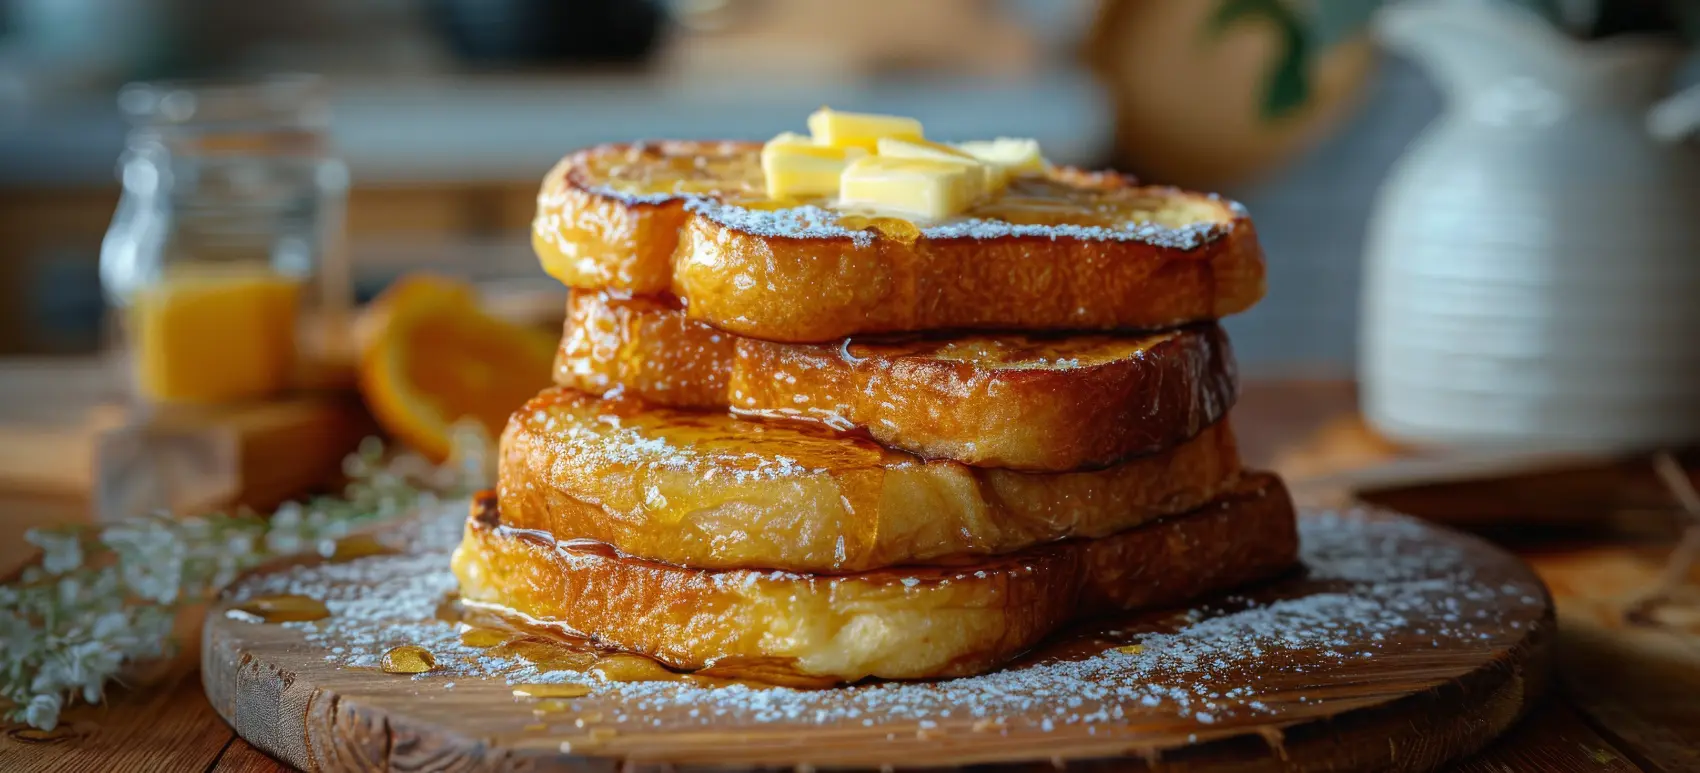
[1649,84,1700,142]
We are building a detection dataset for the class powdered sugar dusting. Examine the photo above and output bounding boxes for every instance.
[683,199,1226,250]
[686,201,876,248]
[920,218,1220,249]
[218,504,1548,742]
[583,186,683,207]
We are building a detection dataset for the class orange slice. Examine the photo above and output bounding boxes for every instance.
[356,275,555,462]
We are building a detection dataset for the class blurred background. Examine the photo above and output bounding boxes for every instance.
[0,0,1406,369]
[2,0,1700,481]
[9,5,1700,761]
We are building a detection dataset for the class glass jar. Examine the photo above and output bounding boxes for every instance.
[100,74,351,405]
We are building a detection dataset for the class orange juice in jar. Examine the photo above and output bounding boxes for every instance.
[100,76,351,405]
[131,265,304,403]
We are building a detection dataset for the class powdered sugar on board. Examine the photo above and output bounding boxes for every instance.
[216,501,1551,749]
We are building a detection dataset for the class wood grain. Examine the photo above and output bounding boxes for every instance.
[211,739,293,773]
[1445,703,1643,772]
[202,502,1553,772]
[0,669,231,773]
[1535,545,1700,773]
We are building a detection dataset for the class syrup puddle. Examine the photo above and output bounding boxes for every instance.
[513,683,591,699]
[226,594,329,624]
[381,644,437,674]
[322,533,402,562]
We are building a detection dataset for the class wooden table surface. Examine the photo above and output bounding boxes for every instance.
[2,378,1697,772]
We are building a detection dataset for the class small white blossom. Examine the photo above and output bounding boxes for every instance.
[224,531,256,556]
[56,576,82,607]
[89,612,128,640]
[25,530,82,574]
[1,433,489,730]
[25,693,62,731]
[119,549,183,605]
[271,501,304,530]
[2,433,489,730]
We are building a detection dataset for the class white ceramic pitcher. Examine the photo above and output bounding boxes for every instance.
[1359,0,1700,452]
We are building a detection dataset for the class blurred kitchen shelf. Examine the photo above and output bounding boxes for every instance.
[0,69,1112,187]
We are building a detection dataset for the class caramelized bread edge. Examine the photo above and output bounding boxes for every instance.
[554,289,1241,470]
[672,211,1266,341]
[495,387,1245,571]
[535,143,1265,339]
[455,473,1297,682]
[733,323,1239,470]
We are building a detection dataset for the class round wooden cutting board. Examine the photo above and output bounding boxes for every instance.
[202,500,1553,772]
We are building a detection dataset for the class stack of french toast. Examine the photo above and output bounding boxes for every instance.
[451,109,1299,684]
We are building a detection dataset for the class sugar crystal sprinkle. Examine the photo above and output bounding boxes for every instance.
[222,503,1546,737]
[683,199,1225,250]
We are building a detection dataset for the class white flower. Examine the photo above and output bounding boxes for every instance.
[3,433,465,730]
[25,530,82,575]
[0,611,34,649]
[24,693,61,731]
[271,501,303,528]
[224,531,256,556]
[56,576,82,607]
[209,555,244,589]
[29,664,63,695]
[118,547,183,605]
[266,502,307,555]
[89,612,128,640]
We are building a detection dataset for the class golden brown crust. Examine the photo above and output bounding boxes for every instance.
[673,210,1265,342]
[554,290,1237,470]
[554,292,731,409]
[533,142,1265,341]
[453,473,1297,683]
[498,387,1243,572]
[531,142,763,294]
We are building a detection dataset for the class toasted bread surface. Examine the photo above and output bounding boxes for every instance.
[499,387,1242,572]
[533,141,1264,341]
[555,290,1237,470]
[453,473,1296,683]
[555,292,733,410]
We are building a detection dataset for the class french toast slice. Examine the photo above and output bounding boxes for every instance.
[453,473,1297,683]
[499,387,1242,572]
[556,290,1237,470]
[533,141,1265,341]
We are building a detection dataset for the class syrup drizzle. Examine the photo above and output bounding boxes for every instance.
[837,214,921,244]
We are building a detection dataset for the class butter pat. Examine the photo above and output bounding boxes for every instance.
[878,137,999,194]
[762,132,864,199]
[808,108,923,151]
[957,138,1047,178]
[839,156,979,220]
